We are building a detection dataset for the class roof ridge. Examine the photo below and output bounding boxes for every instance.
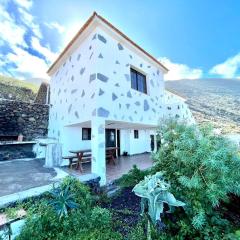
[47,12,168,75]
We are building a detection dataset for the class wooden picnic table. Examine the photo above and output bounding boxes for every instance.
[66,147,119,172]
[69,149,91,172]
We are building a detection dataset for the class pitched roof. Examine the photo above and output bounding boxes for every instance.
[47,12,168,75]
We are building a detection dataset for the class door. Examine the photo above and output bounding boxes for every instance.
[105,129,116,148]
[117,130,121,156]
[150,135,155,151]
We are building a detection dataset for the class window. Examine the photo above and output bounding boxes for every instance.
[82,128,91,140]
[130,68,147,94]
[134,130,139,139]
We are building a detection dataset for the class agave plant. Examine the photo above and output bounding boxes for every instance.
[49,185,79,218]
[133,172,185,225]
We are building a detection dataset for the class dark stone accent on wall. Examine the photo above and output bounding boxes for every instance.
[129,55,133,59]
[75,111,79,119]
[91,93,95,99]
[0,143,36,161]
[97,34,107,43]
[89,52,93,59]
[144,99,149,111]
[81,90,85,97]
[127,91,132,98]
[98,53,103,58]
[112,93,118,101]
[126,103,130,109]
[80,67,85,75]
[68,104,72,113]
[115,83,120,87]
[0,100,49,140]
[135,101,140,106]
[71,75,74,81]
[140,63,143,68]
[99,89,104,96]
[77,54,81,61]
[147,65,151,68]
[89,45,92,50]
[97,73,108,82]
[92,34,96,40]
[89,74,96,83]
[117,43,124,50]
[126,63,130,67]
[97,107,109,118]
[71,89,78,94]
[115,60,120,64]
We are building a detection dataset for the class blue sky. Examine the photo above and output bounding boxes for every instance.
[0,0,240,80]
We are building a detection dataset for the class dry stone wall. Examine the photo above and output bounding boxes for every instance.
[0,100,49,140]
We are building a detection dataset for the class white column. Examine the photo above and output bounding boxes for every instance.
[91,117,106,185]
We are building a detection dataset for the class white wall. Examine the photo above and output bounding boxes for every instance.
[48,21,195,156]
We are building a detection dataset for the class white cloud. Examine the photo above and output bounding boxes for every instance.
[0,5,27,47]
[45,21,65,34]
[159,57,203,80]
[13,0,32,10]
[31,36,58,63]
[6,46,49,79]
[17,5,42,38]
[209,53,240,78]
[0,0,58,79]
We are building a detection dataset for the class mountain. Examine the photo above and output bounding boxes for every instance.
[0,75,38,102]
[165,78,240,134]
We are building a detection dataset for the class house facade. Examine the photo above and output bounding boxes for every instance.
[47,12,195,184]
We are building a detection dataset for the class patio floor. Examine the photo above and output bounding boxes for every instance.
[0,159,57,197]
[63,152,153,182]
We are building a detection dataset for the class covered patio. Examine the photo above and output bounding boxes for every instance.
[62,152,153,183]
[62,119,157,185]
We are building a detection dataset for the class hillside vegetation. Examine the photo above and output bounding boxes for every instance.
[166,78,240,133]
[0,75,38,102]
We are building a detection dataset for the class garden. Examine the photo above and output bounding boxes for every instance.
[1,121,240,239]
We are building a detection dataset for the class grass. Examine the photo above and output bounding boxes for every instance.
[0,75,38,102]
[0,75,38,93]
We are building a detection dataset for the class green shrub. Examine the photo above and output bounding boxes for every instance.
[49,185,79,218]
[152,120,240,238]
[60,176,92,211]
[17,177,122,240]
[90,207,112,228]
[117,165,149,188]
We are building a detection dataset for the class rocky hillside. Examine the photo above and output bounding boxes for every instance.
[166,78,240,133]
[0,75,38,102]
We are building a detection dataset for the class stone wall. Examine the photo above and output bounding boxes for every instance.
[0,100,49,140]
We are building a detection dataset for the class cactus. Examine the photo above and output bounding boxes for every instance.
[133,172,185,225]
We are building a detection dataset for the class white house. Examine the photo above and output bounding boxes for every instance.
[47,12,195,184]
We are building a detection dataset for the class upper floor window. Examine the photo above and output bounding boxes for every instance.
[130,68,147,94]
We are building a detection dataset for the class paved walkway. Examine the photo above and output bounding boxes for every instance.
[0,159,57,197]
[63,153,153,182]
